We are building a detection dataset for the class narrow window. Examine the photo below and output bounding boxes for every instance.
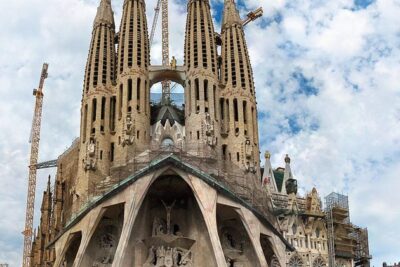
[233,98,238,122]
[226,99,230,122]
[100,150,103,160]
[197,131,200,140]
[236,152,240,162]
[109,96,116,131]
[137,78,141,100]
[128,79,132,101]
[204,80,208,101]
[101,97,106,120]
[83,104,88,142]
[222,145,227,160]
[91,98,97,122]
[195,79,200,100]
[110,143,114,162]
[243,101,247,124]
[220,98,224,120]
[137,130,140,139]
[118,84,123,119]
[213,85,217,119]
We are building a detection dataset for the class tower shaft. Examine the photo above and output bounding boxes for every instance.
[184,0,219,156]
[114,0,151,165]
[76,0,117,203]
[219,0,260,174]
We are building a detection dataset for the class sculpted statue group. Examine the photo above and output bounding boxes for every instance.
[143,199,193,267]
[143,246,192,267]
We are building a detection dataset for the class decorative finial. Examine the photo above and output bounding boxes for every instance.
[265,151,271,159]
[285,154,291,163]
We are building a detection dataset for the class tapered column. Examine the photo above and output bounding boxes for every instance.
[219,0,260,175]
[112,0,151,166]
[184,0,220,157]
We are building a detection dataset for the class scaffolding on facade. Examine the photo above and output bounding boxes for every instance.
[325,192,351,267]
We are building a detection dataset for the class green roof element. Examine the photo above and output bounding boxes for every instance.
[273,170,284,192]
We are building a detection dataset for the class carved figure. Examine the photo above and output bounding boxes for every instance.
[161,200,176,235]
[123,113,135,146]
[88,137,96,157]
[144,246,156,267]
[244,138,252,159]
[152,217,166,237]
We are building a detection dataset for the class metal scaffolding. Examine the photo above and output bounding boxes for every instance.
[325,192,350,267]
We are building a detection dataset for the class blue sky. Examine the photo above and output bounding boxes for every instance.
[0,0,400,265]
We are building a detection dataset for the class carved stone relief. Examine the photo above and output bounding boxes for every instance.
[142,199,195,267]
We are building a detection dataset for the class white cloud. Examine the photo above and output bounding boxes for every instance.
[0,0,399,266]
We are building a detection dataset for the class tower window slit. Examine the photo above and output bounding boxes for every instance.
[128,79,132,101]
[237,152,240,162]
[137,78,141,100]
[137,4,142,67]
[128,1,134,67]
[233,98,239,122]
[83,104,88,142]
[144,80,148,114]
[93,28,102,87]
[243,101,247,124]
[230,29,237,87]
[91,98,97,123]
[101,97,106,121]
[222,145,227,160]
[102,27,108,85]
[110,143,115,162]
[195,79,200,101]
[119,7,129,73]
[109,96,116,131]
[226,99,230,123]
[187,81,192,114]
[219,98,224,121]
[213,85,217,119]
[86,34,95,93]
[118,84,123,119]
[204,80,208,101]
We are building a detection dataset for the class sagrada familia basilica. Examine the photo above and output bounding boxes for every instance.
[29,0,372,266]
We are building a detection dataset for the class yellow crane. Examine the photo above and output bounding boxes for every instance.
[22,63,49,267]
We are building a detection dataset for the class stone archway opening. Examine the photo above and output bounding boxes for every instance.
[60,231,82,267]
[217,204,261,267]
[79,203,124,266]
[121,174,217,267]
[260,234,280,267]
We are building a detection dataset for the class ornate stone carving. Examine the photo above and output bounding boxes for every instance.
[123,113,135,146]
[143,199,194,267]
[204,113,216,147]
[85,136,97,171]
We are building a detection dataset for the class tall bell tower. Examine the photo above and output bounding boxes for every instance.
[184,0,220,157]
[219,0,260,174]
[77,0,117,199]
[113,0,151,166]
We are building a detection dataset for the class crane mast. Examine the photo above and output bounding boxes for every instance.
[150,0,171,104]
[22,63,49,267]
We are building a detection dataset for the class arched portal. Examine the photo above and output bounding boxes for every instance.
[78,203,124,267]
[59,231,82,267]
[120,174,217,266]
[217,204,261,267]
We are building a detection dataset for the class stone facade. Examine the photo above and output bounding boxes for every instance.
[29,0,371,266]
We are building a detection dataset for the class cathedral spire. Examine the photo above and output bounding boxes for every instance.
[83,0,116,93]
[94,0,115,28]
[222,0,242,29]
[262,151,278,192]
[283,154,295,195]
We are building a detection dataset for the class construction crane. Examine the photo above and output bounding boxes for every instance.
[242,7,264,26]
[22,63,49,267]
[150,0,171,105]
